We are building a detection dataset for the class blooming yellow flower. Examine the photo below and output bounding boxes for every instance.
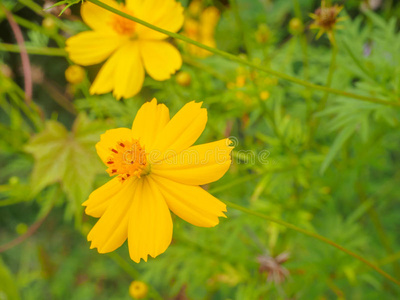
[129,281,148,299]
[83,99,233,262]
[183,0,220,58]
[66,0,184,99]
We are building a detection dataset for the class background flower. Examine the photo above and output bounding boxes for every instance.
[66,0,184,99]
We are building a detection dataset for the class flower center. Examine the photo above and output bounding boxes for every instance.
[111,7,136,36]
[106,139,148,182]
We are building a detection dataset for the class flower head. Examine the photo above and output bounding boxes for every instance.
[310,1,345,44]
[84,99,233,262]
[183,0,220,58]
[66,0,184,99]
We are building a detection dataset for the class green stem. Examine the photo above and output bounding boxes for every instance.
[319,44,338,110]
[17,0,74,34]
[107,252,163,299]
[0,43,67,56]
[222,199,400,287]
[107,252,140,278]
[87,0,400,108]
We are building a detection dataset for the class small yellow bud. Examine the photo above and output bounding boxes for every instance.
[289,18,303,35]
[129,281,148,299]
[260,91,270,100]
[8,176,19,185]
[16,223,28,235]
[42,17,56,31]
[65,65,85,84]
[175,71,191,87]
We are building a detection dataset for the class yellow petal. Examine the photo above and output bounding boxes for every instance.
[152,139,233,185]
[126,0,184,40]
[81,0,119,31]
[83,177,123,218]
[113,42,144,100]
[150,175,226,227]
[128,178,173,263]
[139,41,182,81]
[87,178,138,253]
[148,101,207,163]
[65,31,123,66]
[89,47,121,95]
[95,128,133,165]
[131,98,170,149]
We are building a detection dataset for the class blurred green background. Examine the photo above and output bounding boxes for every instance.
[1,0,400,299]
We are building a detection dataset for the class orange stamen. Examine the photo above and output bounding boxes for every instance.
[106,139,148,182]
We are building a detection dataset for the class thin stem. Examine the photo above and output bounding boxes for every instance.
[319,44,338,110]
[87,0,400,107]
[0,204,52,253]
[17,0,74,34]
[222,199,400,287]
[2,5,32,103]
[0,43,67,56]
[107,252,163,300]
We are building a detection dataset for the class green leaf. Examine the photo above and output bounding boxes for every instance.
[0,257,20,300]
[24,114,108,221]
[320,125,356,175]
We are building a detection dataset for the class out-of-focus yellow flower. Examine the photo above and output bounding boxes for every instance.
[66,0,184,99]
[310,0,345,44]
[129,281,148,299]
[183,0,220,58]
[175,71,191,86]
[235,75,246,88]
[65,65,85,84]
[84,99,233,262]
[260,91,270,101]
[289,18,303,35]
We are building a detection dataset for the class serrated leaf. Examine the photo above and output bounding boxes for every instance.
[25,114,108,220]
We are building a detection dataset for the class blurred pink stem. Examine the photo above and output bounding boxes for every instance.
[3,5,33,103]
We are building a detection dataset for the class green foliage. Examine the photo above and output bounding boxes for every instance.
[24,114,108,223]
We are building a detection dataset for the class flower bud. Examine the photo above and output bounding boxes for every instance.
[65,65,85,85]
[175,71,191,87]
[289,18,303,35]
[129,281,148,299]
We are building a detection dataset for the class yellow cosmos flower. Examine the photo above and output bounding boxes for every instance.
[183,0,220,58]
[65,0,184,100]
[83,99,233,262]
